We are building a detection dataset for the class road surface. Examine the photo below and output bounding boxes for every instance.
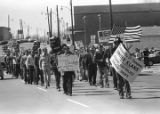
[0,64,160,114]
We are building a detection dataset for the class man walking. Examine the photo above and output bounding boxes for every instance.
[26,51,35,84]
[34,48,44,85]
[39,48,51,89]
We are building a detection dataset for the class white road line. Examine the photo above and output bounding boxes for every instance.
[67,99,89,108]
[37,87,47,92]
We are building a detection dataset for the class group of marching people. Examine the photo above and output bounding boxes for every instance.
[4,44,51,88]
[3,36,132,99]
[3,40,74,96]
[78,37,132,99]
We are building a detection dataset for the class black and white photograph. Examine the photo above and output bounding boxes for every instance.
[0,0,160,114]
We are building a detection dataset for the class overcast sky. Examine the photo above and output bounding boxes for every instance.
[0,0,160,37]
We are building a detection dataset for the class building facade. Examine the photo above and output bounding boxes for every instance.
[74,3,160,46]
[0,27,11,41]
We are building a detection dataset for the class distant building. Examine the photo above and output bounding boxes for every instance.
[0,27,12,41]
[74,3,160,45]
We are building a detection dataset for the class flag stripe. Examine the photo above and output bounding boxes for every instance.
[124,29,142,33]
[109,25,142,43]
[125,25,141,29]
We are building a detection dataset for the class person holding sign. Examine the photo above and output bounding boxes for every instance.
[61,45,75,96]
[112,37,132,99]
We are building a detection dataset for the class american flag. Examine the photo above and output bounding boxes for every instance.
[109,25,142,43]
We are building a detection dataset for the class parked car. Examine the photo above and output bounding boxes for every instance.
[148,51,160,66]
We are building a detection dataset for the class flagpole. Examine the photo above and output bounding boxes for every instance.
[70,0,75,47]
[109,0,113,30]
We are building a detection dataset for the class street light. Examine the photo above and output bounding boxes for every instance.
[82,16,87,47]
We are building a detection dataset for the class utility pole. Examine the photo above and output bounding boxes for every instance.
[27,25,30,37]
[8,15,10,30]
[50,8,53,37]
[109,0,113,30]
[82,16,87,47]
[56,5,60,38]
[44,29,46,42]
[20,19,24,39]
[70,0,75,46]
[47,6,51,37]
[36,28,39,40]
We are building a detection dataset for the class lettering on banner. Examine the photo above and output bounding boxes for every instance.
[58,55,79,71]
[125,60,139,72]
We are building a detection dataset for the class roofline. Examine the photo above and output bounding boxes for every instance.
[74,3,160,14]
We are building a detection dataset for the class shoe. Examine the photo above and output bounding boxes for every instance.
[41,83,44,86]
[100,86,104,88]
[120,96,124,99]
[63,92,66,94]
[89,82,93,86]
[48,83,50,87]
[126,95,132,99]
[57,88,60,91]
[93,84,97,87]
[105,84,109,88]
[114,88,117,90]
[68,93,72,96]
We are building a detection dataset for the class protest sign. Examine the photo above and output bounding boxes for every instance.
[75,41,84,49]
[110,43,144,82]
[58,54,79,71]
[97,30,110,43]
[90,35,96,44]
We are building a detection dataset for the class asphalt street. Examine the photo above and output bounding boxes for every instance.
[1,64,160,114]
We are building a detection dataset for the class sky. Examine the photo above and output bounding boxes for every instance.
[0,0,160,37]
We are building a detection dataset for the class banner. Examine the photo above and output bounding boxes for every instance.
[97,30,110,43]
[110,43,144,82]
[58,54,79,71]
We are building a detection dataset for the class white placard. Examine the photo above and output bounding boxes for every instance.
[110,43,144,82]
